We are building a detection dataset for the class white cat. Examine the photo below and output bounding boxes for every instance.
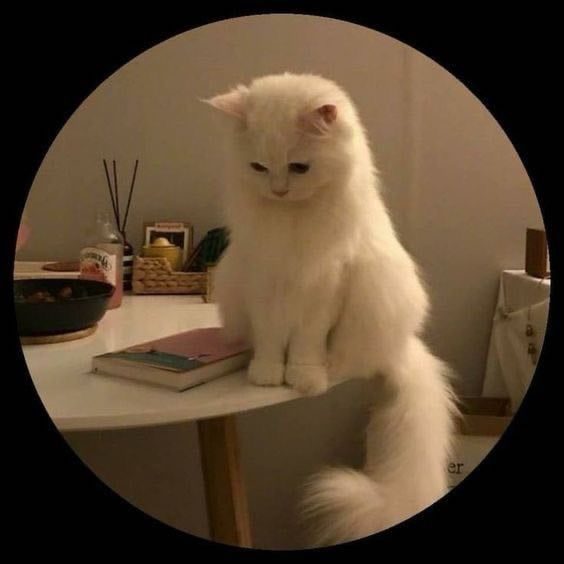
[205,73,458,546]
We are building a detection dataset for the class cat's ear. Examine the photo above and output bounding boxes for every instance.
[299,104,338,135]
[202,85,249,119]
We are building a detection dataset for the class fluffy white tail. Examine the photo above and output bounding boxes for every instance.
[301,337,458,546]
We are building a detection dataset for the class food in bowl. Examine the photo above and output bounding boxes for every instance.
[14,278,115,336]
[16,285,78,303]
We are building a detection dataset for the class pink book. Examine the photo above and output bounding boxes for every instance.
[92,327,252,391]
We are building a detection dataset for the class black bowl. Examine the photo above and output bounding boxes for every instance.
[14,278,115,336]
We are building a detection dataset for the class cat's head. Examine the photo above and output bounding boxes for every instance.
[204,73,357,202]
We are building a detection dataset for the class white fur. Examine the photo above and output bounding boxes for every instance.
[205,73,458,546]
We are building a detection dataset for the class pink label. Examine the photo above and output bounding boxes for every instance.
[80,247,117,286]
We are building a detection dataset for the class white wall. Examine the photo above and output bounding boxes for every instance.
[22,15,544,548]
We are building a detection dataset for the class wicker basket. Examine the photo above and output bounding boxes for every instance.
[131,256,207,295]
[204,263,218,303]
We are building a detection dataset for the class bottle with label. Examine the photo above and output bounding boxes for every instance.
[79,212,124,309]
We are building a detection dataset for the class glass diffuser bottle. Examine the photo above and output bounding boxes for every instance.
[121,233,134,291]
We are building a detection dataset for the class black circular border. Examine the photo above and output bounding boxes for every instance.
[6,7,559,558]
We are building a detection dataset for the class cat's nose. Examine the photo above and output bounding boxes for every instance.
[271,176,289,197]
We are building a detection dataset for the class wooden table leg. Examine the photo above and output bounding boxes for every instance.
[197,415,252,547]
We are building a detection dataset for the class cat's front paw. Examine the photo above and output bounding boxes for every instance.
[247,359,285,386]
[285,364,329,396]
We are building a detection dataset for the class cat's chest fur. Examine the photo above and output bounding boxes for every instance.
[233,205,349,311]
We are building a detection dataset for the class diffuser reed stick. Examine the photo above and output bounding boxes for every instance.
[103,159,119,228]
[102,159,139,234]
[121,159,139,234]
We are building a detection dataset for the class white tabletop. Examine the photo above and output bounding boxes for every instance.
[22,294,304,432]
[482,269,550,410]
[498,269,551,313]
[14,260,80,279]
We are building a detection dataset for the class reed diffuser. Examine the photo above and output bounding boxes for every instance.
[103,159,139,290]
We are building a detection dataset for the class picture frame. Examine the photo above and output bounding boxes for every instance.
[143,221,194,266]
[525,228,550,278]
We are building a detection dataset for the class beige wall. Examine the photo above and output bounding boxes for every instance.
[65,379,374,549]
[22,15,543,548]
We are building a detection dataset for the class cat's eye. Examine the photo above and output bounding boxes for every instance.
[288,162,310,174]
[250,162,268,172]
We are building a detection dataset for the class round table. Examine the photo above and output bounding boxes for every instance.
[22,294,316,547]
